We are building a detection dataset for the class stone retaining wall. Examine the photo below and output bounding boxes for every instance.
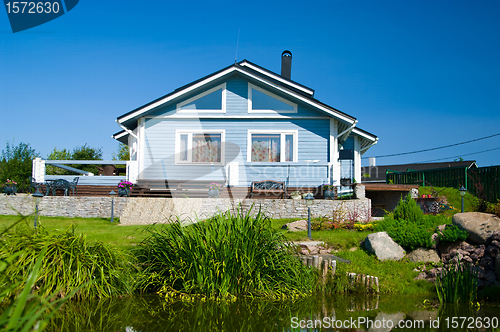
[0,195,371,225]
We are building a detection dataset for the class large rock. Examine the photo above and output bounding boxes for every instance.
[407,248,441,263]
[496,255,500,281]
[364,232,406,261]
[282,219,308,232]
[452,212,500,244]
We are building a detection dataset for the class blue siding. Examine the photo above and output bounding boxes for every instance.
[146,76,327,118]
[142,118,331,186]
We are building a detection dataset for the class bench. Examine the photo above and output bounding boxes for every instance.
[251,180,286,199]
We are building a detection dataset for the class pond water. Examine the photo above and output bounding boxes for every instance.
[45,294,500,332]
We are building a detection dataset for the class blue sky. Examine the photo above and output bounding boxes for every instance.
[1,0,499,166]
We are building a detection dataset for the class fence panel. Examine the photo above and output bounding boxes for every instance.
[386,165,500,203]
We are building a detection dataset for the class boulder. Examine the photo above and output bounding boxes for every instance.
[282,219,308,232]
[364,232,406,261]
[407,248,441,263]
[496,255,500,281]
[452,212,500,244]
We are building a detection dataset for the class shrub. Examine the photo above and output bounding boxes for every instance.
[0,227,134,300]
[437,224,468,243]
[375,213,450,251]
[393,195,423,222]
[136,208,314,299]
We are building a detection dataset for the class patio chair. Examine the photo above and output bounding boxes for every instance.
[66,177,79,196]
[29,176,43,193]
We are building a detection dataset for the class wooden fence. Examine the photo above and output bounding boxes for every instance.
[386,165,500,202]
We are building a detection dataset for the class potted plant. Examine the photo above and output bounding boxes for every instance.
[289,190,302,200]
[322,184,335,200]
[3,179,17,196]
[117,180,133,197]
[207,182,222,198]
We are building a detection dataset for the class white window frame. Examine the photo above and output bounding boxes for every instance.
[176,83,226,113]
[247,83,297,114]
[175,129,225,165]
[247,130,298,163]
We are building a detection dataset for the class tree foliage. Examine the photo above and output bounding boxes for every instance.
[46,144,103,175]
[112,143,130,161]
[0,141,39,192]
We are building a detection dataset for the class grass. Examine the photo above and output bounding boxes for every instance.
[0,215,152,249]
[271,219,371,250]
[0,226,135,300]
[329,248,435,295]
[418,186,476,216]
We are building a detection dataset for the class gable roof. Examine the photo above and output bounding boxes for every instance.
[113,59,378,148]
[116,61,357,129]
[362,160,478,183]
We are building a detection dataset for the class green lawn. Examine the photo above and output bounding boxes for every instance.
[1,214,435,296]
[0,215,154,248]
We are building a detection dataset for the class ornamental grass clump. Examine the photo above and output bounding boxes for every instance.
[436,258,478,303]
[136,208,314,300]
[0,226,134,300]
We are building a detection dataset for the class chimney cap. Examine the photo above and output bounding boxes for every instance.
[282,50,292,57]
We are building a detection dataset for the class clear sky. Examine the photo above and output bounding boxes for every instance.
[1,0,499,166]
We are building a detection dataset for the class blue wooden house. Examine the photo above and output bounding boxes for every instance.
[113,51,378,191]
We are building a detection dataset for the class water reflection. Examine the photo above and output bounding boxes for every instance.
[45,294,500,332]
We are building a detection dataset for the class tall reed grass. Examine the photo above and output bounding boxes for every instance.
[436,258,478,303]
[0,225,134,300]
[136,208,314,299]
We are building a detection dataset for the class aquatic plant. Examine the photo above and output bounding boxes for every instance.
[0,226,134,300]
[136,208,314,299]
[436,258,478,303]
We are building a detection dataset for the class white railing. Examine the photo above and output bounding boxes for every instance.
[32,158,138,186]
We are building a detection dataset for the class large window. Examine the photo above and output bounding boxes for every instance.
[248,83,297,113]
[247,130,297,162]
[176,83,226,113]
[176,130,225,164]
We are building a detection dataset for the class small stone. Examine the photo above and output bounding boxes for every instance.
[491,240,500,249]
[414,273,427,281]
[349,247,357,252]
[319,249,330,255]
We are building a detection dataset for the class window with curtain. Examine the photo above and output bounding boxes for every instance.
[249,131,296,162]
[177,132,223,164]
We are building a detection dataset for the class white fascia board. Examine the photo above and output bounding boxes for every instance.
[238,68,356,124]
[239,61,315,96]
[113,131,128,140]
[118,67,237,124]
[118,66,355,126]
[352,128,377,142]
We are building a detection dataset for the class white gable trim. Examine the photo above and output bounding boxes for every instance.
[247,83,297,113]
[176,83,226,113]
[239,61,315,96]
[118,66,356,125]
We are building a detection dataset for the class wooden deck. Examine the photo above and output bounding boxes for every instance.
[363,183,419,192]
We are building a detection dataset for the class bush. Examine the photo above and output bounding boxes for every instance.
[393,195,423,222]
[136,208,314,299]
[437,224,468,243]
[375,196,451,250]
[0,141,39,193]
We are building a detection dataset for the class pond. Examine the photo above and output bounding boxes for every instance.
[45,294,500,331]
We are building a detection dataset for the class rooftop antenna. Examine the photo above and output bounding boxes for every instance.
[235,28,240,64]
